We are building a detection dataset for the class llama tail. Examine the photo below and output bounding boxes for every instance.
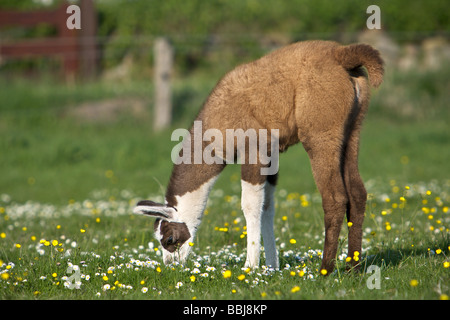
[334,43,384,88]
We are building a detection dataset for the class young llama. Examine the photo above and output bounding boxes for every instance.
[134,40,384,273]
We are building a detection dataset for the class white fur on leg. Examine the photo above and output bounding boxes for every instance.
[262,182,279,269]
[241,180,265,269]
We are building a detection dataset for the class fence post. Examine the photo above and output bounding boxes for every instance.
[153,37,173,131]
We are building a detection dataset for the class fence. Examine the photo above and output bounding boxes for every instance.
[0,0,98,80]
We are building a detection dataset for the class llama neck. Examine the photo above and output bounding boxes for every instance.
[165,163,219,233]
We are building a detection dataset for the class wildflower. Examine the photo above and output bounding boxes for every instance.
[189,242,194,247]
[102,276,108,281]
[443,262,449,268]
[102,284,110,291]
[291,286,300,293]
[223,270,232,279]
[282,216,288,221]
[141,287,148,293]
[52,240,58,246]
[190,275,196,282]
[347,222,353,227]
[1,273,9,280]
[15,244,21,249]
[261,292,267,298]
[175,282,183,289]
[0,232,6,238]
[436,249,442,255]
[80,229,86,233]
[320,269,328,276]
[409,279,418,287]
[290,238,297,244]
[156,267,162,273]
[231,289,237,294]
[237,274,245,281]
[440,294,449,300]
[52,273,57,278]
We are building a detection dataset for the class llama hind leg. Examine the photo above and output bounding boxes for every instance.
[303,137,348,274]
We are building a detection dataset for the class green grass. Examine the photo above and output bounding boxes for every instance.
[0,65,449,300]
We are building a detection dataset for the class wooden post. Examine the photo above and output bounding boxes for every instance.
[80,0,98,79]
[153,37,173,131]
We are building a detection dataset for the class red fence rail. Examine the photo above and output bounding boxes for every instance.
[0,0,98,80]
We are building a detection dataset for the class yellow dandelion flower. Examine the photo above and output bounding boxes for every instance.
[261,292,267,298]
[282,216,288,221]
[31,236,36,241]
[189,242,194,247]
[345,257,352,263]
[291,286,300,293]
[298,270,305,277]
[237,274,245,281]
[80,229,86,233]
[0,232,5,239]
[231,289,237,294]
[51,240,58,246]
[320,269,328,276]
[15,243,21,249]
[443,262,449,268]
[347,222,353,227]
[52,273,57,278]
[190,275,196,282]
[156,267,162,273]
[102,276,108,281]
[223,270,232,279]
[1,273,10,280]
[436,249,442,254]
[290,239,297,244]
[440,294,449,300]
[409,279,418,287]
[385,224,391,231]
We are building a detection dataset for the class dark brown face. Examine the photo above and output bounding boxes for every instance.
[154,219,191,253]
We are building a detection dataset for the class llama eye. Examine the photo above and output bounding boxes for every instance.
[166,236,174,245]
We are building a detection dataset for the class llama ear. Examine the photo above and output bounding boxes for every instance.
[133,200,177,221]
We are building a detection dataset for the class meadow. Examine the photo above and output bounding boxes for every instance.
[0,64,449,300]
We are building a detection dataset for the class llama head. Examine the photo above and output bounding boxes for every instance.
[133,200,192,264]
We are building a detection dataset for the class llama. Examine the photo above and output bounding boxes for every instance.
[134,40,384,273]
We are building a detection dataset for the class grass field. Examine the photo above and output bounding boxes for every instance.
[0,65,449,300]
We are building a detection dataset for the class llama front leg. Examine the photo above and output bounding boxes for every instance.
[261,176,279,269]
[241,179,265,269]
